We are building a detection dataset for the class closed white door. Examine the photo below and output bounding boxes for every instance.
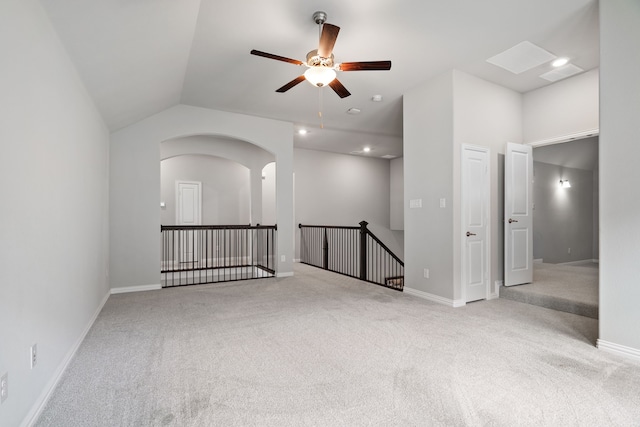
[176,181,201,263]
[462,145,490,303]
[504,143,533,286]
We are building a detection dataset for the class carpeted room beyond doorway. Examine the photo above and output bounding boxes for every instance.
[35,264,640,426]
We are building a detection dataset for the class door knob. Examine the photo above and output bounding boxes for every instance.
[466,231,476,237]
[508,218,518,223]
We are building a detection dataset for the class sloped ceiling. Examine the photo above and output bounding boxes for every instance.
[38,0,599,157]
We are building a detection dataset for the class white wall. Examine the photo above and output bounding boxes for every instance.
[0,1,110,425]
[598,0,640,357]
[161,155,251,225]
[523,68,599,144]
[110,105,294,288]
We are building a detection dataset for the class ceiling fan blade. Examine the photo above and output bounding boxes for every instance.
[339,61,392,71]
[328,78,351,98]
[251,49,304,66]
[276,75,306,93]
[318,23,340,58]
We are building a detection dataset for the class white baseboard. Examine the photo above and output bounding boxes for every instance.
[534,258,543,264]
[597,339,640,362]
[404,287,465,307]
[277,272,294,278]
[22,290,110,427]
[557,259,597,266]
[293,258,301,263]
[110,283,162,294]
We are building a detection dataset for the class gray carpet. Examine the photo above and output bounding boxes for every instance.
[36,264,639,426]
[500,262,599,319]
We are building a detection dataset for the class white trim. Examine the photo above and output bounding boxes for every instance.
[597,339,640,362]
[488,280,503,300]
[277,272,294,278]
[293,258,301,263]
[21,291,110,427]
[110,284,161,294]
[534,258,544,263]
[404,286,466,307]
[526,128,599,147]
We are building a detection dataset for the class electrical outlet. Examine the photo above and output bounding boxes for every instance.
[1,372,7,404]
[568,248,571,254]
[280,255,285,262]
[31,344,37,369]
[423,268,430,279]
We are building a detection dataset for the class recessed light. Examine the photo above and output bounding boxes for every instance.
[363,147,371,153]
[298,129,308,135]
[552,57,569,68]
[372,95,383,102]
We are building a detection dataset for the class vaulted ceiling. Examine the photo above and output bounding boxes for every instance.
[38,0,599,157]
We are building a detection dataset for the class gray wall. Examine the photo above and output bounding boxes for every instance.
[110,105,295,288]
[599,0,640,354]
[0,1,110,425]
[390,157,404,230]
[293,148,403,259]
[404,70,522,303]
[404,71,456,300]
[261,162,277,225]
[161,155,251,225]
[532,161,594,263]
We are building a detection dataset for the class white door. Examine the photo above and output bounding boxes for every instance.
[504,143,533,286]
[176,181,201,263]
[462,145,490,303]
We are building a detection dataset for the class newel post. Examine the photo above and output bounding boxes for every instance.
[359,221,368,280]
[322,228,329,270]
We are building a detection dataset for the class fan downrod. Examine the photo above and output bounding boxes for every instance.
[312,11,327,25]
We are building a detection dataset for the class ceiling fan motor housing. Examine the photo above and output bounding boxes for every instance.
[306,50,334,67]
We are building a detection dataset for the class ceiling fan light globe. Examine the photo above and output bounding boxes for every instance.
[304,67,336,87]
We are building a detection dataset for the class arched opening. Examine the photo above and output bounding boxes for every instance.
[109,105,295,290]
[159,134,279,287]
[161,154,251,225]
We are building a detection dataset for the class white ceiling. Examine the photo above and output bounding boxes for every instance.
[38,0,599,158]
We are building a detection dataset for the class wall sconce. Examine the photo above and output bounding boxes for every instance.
[559,179,571,188]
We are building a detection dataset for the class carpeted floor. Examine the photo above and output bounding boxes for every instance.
[500,262,598,318]
[35,263,639,426]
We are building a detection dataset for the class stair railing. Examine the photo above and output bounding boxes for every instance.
[298,221,404,291]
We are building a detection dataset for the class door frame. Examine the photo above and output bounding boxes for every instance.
[461,144,491,303]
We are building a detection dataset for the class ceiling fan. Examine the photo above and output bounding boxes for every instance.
[250,11,391,99]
